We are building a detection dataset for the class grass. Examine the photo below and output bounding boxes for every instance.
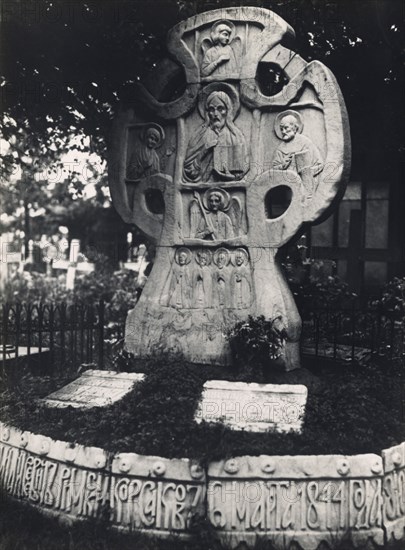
[0,354,404,550]
[0,353,403,460]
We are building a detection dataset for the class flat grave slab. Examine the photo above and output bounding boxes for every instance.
[195,380,307,433]
[42,369,144,409]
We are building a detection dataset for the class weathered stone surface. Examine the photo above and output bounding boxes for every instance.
[0,422,403,547]
[195,380,307,432]
[110,452,206,532]
[207,453,385,549]
[108,7,351,370]
[0,422,205,536]
[382,442,405,543]
[42,370,144,408]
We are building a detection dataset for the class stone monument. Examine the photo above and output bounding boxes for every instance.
[109,7,350,370]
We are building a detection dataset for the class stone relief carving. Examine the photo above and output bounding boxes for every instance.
[127,123,165,181]
[230,248,252,309]
[183,89,248,183]
[212,247,230,308]
[110,7,350,369]
[193,249,212,309]
[272,110,324,202]
[200,21,242,80]
[162,247,252,310]
[167,247,192,309]
[189,188,245,241]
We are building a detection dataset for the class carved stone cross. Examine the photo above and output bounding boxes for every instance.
[109,7,350,370]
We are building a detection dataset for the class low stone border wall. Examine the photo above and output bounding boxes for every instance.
[0,421,404,548]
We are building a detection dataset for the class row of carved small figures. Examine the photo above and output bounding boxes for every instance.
[173,246,249,267]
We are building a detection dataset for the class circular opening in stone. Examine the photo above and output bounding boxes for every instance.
[256,62,289,97]
[265,186,292,219]
[159,66,187,102]
[145,189,165,215]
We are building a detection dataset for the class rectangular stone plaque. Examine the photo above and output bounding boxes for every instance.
[195,380,307,433]
[42,369,144,408]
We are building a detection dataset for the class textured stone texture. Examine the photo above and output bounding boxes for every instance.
[207,453,385,549]
[109,7,351,370]
[0,422,205,536]
[382,441,405,544]
[42,370,144,408]
[0,422,403,548]
[195,380,307,432]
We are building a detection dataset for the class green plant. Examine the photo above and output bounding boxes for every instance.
[226,316,287,380]
[369,276,405,320]
[0,354,403,461]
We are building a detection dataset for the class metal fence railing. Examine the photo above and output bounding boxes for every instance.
[1,301,105,374]
[0,300,403,375]
[300,306,404,362]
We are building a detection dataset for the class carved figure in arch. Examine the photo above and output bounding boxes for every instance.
[167,248,192,309]
[190,188,244,241]
[127,124,165,181]
[183,90,248,183]
[230,248,252,309]
[193,249,213,309]
[212,247,230,307]
[272,111,324,201]
[200,21,242,80]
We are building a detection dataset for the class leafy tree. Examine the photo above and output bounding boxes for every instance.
[0,0,403,260]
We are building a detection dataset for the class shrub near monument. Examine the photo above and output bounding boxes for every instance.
[0,356,402,459]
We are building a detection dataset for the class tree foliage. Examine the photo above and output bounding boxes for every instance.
[0,1,403,189]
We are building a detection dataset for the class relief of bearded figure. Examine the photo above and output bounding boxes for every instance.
[183,91,249,183]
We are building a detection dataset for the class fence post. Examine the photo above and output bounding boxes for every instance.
[60,303,67,369]
[49,304,55,370]
[98,300,104,369]
[350,301,356,362]
[15,303,21,359]
[26,303,32,358]
[1,303,8,376]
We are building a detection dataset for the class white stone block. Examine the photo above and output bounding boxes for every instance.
[195,380,307,432]
[42,370,144,408]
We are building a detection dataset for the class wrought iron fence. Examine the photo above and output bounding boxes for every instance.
[0,299,403,374]
[300,305,404,363]
[1,301,105,373]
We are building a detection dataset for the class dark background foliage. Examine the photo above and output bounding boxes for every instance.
[1,0,403,175]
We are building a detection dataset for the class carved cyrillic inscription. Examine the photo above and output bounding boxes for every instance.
[110,477,204,530]
[208,478,383,532]
[0,443,109,518]
[383,469,405,522]
[0,441,205,532]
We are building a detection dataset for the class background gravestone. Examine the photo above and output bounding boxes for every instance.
[109,7,350,370]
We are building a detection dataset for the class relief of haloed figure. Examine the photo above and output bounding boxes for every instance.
[183,89,248,183]
[126,123,165,207]
[193,249,212,308]
[189,188,245,241]
[127,124,165,180]
[167,247,192,309]
[163,246,252,310]
[200,20,242,80]
[272,110,324,202]
[212,248,231,308]
[230,248,253,309]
